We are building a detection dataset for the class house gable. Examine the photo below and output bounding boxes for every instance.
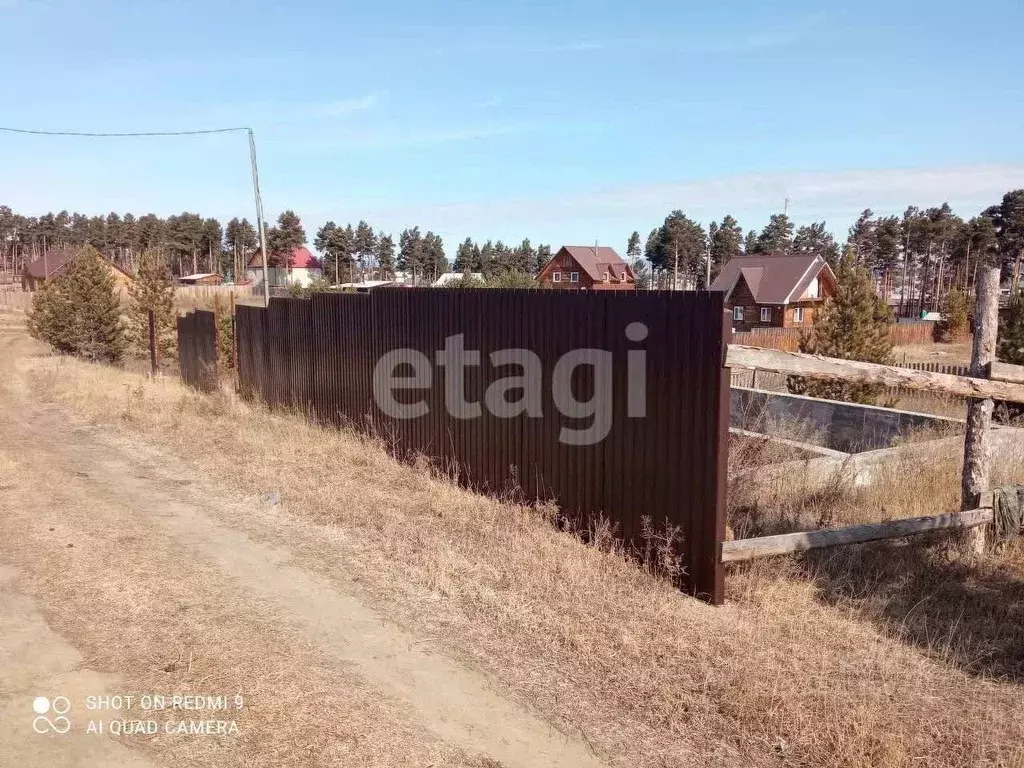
[536,246,635,290]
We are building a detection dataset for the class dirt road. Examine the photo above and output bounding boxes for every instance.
[0,325,605,768]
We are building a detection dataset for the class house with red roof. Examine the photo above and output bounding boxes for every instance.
[536,246,636,291]
[709,253,837,330]
[245,245,323,288]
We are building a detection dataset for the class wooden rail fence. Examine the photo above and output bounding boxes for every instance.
[733,321,937,352]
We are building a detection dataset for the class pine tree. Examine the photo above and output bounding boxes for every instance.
[68,246,126,362]
[789,254,894,404]
[376,233,396,277]
[630,258,651,289]
[933,287,971,343]
[534,244,551,274]
[454,237,476,271]
[847,209,876,267]
[998,292,1024,365]
[710,214,743,276]
[649,210,706,284]
[126,250,177,359]
[267,210,306,267]
[626,231,642,262]
[29,246,125,362]
[354,220,377,276]
[743,229,758,254]
[753,213,794,253]
[421,231,447,280]
[793,221,840,266]
[27,274,77,354]
[314,221,353,285]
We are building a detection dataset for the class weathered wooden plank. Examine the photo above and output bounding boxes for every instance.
[988,360,1024,385]
[726,345,1024,404]
[721,508,994,563]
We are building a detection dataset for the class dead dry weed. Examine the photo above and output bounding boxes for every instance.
[9,334,1024,768]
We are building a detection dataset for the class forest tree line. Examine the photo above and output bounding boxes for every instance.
[633,189,1024,311]
[0,205,551,286]
[3,188,1022,304]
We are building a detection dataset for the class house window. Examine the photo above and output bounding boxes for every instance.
[760,307,771,323]
[733,306,744,322]
[570,272,579,283]
[603,272,609,282]
[553,272,561,282]
[793,307,804,323]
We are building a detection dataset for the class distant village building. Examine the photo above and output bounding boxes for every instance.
[178,272,224,286]
[245,246,323,288]
[22,247,135,295]
[710,253,837,330]
[535,246,636,291]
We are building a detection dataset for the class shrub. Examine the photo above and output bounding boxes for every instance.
[28,246,125,363]
[446,273,486,289]
[218,311,235,370]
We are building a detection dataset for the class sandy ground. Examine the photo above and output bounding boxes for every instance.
[893,340,973,365]
[0,326,604,767]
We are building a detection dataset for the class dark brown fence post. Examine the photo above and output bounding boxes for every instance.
[230,291,238,374]
[213,296,222,383]
[148,309,158,376]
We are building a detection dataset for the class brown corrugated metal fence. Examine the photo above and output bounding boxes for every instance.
[177,310,219,392]
[183,289,731,602]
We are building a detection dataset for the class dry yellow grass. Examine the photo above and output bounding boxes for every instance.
[8,329,1024,767]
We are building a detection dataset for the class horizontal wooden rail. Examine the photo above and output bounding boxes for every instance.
[988,360,1024,385]
[721,506,994,563]
[726,345,1024,405]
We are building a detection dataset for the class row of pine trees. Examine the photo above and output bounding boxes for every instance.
[631,189,1024,310]
[5,189,1022,301]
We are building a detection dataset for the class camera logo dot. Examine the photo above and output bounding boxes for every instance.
[32,695,71,734]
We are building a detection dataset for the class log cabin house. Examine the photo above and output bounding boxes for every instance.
[710,253,837,330]
[535,246,636,291]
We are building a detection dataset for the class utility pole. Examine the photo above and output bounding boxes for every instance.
[248,128,270,307]
[705,237,711,290]
[961,265,1000,554]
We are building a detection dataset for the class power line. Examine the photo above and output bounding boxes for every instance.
[1,122,271,306]
[0,125,249,138]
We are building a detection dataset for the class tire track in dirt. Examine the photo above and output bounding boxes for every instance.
[0,330,606,768]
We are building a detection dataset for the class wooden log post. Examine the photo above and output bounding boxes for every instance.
[961,266,1000,555]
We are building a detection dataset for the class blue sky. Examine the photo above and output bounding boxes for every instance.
[1,0,1023,257]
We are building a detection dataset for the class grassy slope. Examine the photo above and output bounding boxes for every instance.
[13,335,1024,768]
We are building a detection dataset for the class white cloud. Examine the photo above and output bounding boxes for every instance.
[320,90,387,116]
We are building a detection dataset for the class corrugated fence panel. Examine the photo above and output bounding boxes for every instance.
[178,290,730,603]
[177,310,218,392]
